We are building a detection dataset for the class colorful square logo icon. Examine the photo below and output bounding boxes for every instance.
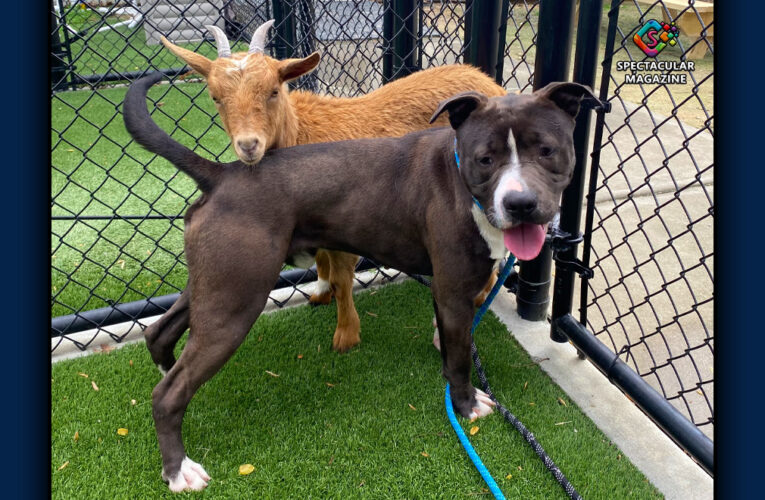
[633,20,679,57]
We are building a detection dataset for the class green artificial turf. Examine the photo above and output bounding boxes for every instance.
[52,281,661,499]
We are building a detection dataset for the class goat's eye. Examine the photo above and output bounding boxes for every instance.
[478,156,493,166]
[539,146,556,158]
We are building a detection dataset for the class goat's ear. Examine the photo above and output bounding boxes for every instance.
[429,91,488,129]
[535,82,598,119]
[161,36,213,77]
[278,52,321,83]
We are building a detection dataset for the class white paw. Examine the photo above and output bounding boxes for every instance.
[156,364,168,377]
[314,277,331,295]
[468,388,496,420]
[165,456,210,493]
[432,317,441,351]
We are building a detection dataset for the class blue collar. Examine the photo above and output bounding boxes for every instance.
[454,138,485,211]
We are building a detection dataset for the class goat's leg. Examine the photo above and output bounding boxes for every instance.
[330,251,361,352]
[144,290,191,375]
[473,268,498,306]
[309,249,333,305]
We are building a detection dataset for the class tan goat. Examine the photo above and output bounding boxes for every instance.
[160,20,506,352]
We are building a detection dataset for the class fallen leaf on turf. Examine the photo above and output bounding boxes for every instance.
[554,421,572,426]
[528,402,535,406]
[58,461,69,471]
[366,312,378,317]
[470,426,479,436]
[78,372,88,378]
[420,452,429,457]
[506,474,512,479]
[557,397,568,407]
[517,466,523,471]
[326,382,334,387]
[408,404,416,411]
[297,354,303,359]
[239,464,255,475]
[117,428,128,436]
[74,431,79,442]
[523,381,528,391]
[131,399,137,406]
[129,359,133,367]
[617,454,622,460]
[265,370,279,378]
[91,381,99,391]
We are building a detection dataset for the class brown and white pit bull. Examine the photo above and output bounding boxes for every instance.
[123,72,595,492]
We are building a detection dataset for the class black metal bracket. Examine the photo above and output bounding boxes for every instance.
[582,96,612,113]
[547,225,595,280]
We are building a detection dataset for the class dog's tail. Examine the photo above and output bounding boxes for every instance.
[123,72,221,192]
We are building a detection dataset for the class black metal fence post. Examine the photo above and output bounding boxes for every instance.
[382,0,394,82]
[464,0,503,79]
[272,0,297,59]
[391,0,417,79]
[516,0,577,321]
[549,0,604,341]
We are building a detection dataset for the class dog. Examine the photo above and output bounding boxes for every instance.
[123,72,595,492]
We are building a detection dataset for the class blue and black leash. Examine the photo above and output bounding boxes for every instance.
[443,255,582,500]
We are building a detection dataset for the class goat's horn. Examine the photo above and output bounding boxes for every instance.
[205,25,231,58]
[249,19,275,54]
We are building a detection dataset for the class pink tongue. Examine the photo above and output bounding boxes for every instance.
[503,223,548,261]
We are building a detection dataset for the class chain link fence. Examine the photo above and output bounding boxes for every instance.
[579,0,714,442]
[51,1,543,352]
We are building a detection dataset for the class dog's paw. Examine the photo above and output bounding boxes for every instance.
[164,456,210,493]
[468,388,496,420]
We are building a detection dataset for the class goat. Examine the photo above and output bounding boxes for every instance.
[146,20,506,363]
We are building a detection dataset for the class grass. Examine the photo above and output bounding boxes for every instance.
[51,81,238,317]
[52,280,662,499]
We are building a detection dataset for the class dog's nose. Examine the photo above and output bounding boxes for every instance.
[236,137,260,155]
[502,190,537,218]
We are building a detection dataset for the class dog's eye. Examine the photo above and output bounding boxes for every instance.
[211,96,221,105]
[478,156,493,166]
[539,146,556,158]
[270,89,279,99]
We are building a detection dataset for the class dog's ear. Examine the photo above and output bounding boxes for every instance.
[429,91,488,129]
[536,82,598,119]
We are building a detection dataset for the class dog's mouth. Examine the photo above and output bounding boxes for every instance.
[502,223,548,261]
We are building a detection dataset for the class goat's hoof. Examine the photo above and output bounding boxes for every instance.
[332,328,360,353]
[309,290,333,306]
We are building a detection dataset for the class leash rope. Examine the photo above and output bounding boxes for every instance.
[443,255,582,500]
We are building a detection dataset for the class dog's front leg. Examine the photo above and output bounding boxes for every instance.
[431,286,495,420]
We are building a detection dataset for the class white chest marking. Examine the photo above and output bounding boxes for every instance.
[471,204,507,260]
